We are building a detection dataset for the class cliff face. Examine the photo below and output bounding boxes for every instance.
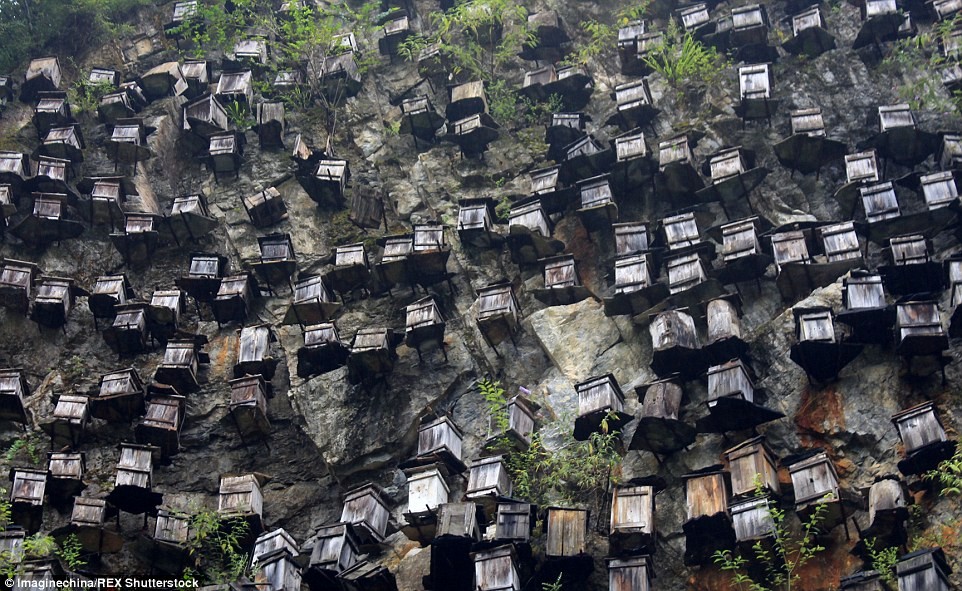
[1,0,962,589]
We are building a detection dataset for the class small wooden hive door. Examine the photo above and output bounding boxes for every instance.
[406,466,449,515]
[787,452,839,508]
[341,484,390,546]
[844,274,885,311]
[722,218,761,262]
[508,200,551,236]
[476,282,521,347]
[0,369,28,424]
[650,309,699,352]
[32,276,76,328]
[891,402,948,455]
[495,502,534,542]
[796,308,836,343]
[845,151,880,184]
[614,222,650,256]
[771,231,810,270]
[473,545,520,591]
[115,444,154,489]
[310,523,359,575]
[437,502,481,540]
[890,235,930,265]
[663,212,701,249]
[607,555,653,591]
[543,255,578,289]
[154,509,189,545]
[545,508,588,557]
[707,359,754,406]
[228,374,270,439]
[576,374,625,417]
[821,222,861,262]
[896,548,951,591]
[137,395,185,458]
[921,171,958,209]
[0,260,39,314]
[731,497,776,544]
[724,436,780,498]
[218,474,264,519]
[861,182,900,223]
[417,415,463,463]
[666,253,708,294]
[684,469,729,522]
[614,253,655,294]
[466,455,512,499]
[610,485,655,539]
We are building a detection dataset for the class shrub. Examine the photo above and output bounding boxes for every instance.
[641,18,727,89]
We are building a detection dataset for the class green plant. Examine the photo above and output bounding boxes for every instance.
[398,34,432,62]
[68,78,115,116]
[23,534,57,559]
[430,0,535,80]
[864,537,898,584]
[180,509,252,584]
[880,14,962,112]
[57,534,86,572]
[542,573,564,591]
[225,100,255,131]
[4,432,44,466]
[560,4,649,68]
[641,18,727,89]
[280,85,313,112]
[479,378,510,434]
[924,444,962,495]
[713,477,830,591]
[486,79,519,125]
[385,119,402,137]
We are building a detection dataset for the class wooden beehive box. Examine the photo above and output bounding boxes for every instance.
[708,148,749,182]
[436,502,482,540]
[879,104,915,133]
[895,301,946,354]
[154,340,200,393]
[576,374,625,418]
[865,0,898,17]
[256,548,302,591]
[0,260,39,314]
[523,65,557,90]
[614,129,649,163]
[348,327,398,380]
[33,92,70,134]
[867,477,907,531]
[472,545,520,591]
[213,274,256,325]
[88,274,133,320]
[413,223,446,253]
[790,107,826,136]
[115,443,155,490]
[71,497,107,528]
[821,222,861,262]
[920,171,958,209]
[287,274,338,326]
[458,198,493,233]
[218,474,264,518]
[940,133,962,169]
[104,304,149,354]
[405,465,449,515]
[216,70,253,107]
[311,159,350,205]
[31,276,77,329]
[417,415,463,465]
[184,94,228,138]
[614,79,653,112]
[787,451,839,509]
[253,528,298,563]
[731,496,776,544]
[738,63,772,100]
[680,3,710,31]
[795,307,836,343]
[531,166,564,195]
[447,80,488,120]
[731,4,768,45]
[724,436,780,498]
[650,309,699,352]
[228,374,270,439]
[896,548,951,591]
[136,395,186,458]
[255,102,285,148]
[235,324,277,379]
[860,182,900,223]
[466,455,511,500]
[47,452,85,500]
[614,253,656,294]
[610,485,655,548]
[336,560,396,591]
[508,200,551,236]
[341,484,390,547]
[614,222,650,256]
[544,507,588,557]
[771,230,810,270]
[936,0,962,19]
[889,235,930,266]
[542,254,579,290]
[839,570,891,590]
[891,402,949,456]
[846,151,880,184]
[46,394,88,447]
[843,274,886,311]
[208,132,243,175]
[495,502,535,542]
[684,468,729,522]
[230,38,268,65]
[578,175,614,209]
[241,187,287,228]
[488,395,537,448]
[607,555,654,591]
[309,523,359,580]
[86,177,128,225]
[0,369,28,424]
[707,359,754,406]
[476,282,521,347]
[663,212,701,249]
[154,509,190,545]
[10,468,46,531]
[707,297,743,345]
[148,289,184,337]
[666,253,708,294]
[93,368,145,421]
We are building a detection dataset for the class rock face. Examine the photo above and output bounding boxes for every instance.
[1,0,962,589]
